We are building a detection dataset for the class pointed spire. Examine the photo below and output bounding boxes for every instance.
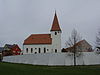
[50,12,61,31]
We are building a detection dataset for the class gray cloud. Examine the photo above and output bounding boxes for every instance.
[0,0,100,48]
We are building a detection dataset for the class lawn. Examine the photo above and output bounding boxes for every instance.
[0,62,100,75]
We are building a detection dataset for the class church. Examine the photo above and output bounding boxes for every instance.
[23,12,62,54]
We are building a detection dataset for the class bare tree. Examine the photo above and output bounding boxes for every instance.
[96,30,100,48]
[65,29,82,66]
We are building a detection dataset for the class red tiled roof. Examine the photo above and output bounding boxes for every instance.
[50,12,61,31]
[23,34,52,45]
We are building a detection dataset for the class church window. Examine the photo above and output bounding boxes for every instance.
[47,49,49,51]
[55,32,57,35]
[26,48,28,53]
[39,48,41,53]
[55,49,57,53]
[44,48,46,53]
[35,52,37,54]
[31,48,33,53]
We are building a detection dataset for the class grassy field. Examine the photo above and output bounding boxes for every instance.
[0,62,100,75]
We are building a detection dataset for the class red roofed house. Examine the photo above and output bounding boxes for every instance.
[23,12,62,54]
[62,40,93,52]
[3,44,21,56]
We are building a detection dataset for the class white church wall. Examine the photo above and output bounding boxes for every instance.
[23,44,53,54]
[3,52,100,66]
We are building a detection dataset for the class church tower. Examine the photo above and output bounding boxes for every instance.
[50,12,62,52]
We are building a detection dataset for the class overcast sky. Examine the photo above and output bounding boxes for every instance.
[0,0,100,49]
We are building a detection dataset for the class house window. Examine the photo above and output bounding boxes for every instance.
[13,51,16,53]
[35,48,37,49]
[39,48,41,53]
[44,48,46,53]
[55,49,57,53]
[55,32,57,35]
[31,48,33,53]
[26,48,28,53]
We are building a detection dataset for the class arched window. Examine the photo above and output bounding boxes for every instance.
[39,48,41,53]
[26,48,28,53]
[31,48,33,53]
[44,48,46,53]
[55,32,57,35]
[55,49,57,53]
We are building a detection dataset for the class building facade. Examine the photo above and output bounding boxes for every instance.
[23,12,62,54]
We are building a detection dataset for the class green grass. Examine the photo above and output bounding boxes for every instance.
[0,62,100,75]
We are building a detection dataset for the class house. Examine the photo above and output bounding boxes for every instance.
[3,44,21,56]
[23,12,62,54]
[62,40,92,52]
